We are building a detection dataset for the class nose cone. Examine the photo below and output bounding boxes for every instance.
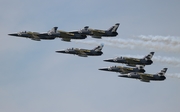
[118,75,128,77]
[56,50,66,53]
[8,33,18,36]
[99,68,109,71]
[104,59,114,62]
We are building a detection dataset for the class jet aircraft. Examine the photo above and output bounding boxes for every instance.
[77,23,120,38]
[56,44,104,57]
[118,68,168,82]
[8,27,59,41]
[8,27,87,42]
[99,65,145,74]
[104,52,154,67]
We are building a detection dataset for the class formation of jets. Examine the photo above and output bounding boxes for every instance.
[8,27,87,42]
[8,23,168,82]
[8,23,119,42]
[100,52,168,82]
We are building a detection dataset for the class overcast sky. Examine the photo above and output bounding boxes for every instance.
[1,0,180,112]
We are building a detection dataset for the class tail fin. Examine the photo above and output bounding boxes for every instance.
[48,27,58,34]
[108,23,120,32]
[157,68,168,76]
[143,52,155,60]
[93,43,104,51]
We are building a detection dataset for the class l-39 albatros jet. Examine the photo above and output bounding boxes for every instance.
[9,27,87,42]
[119,68,168,82]
[99,65,145,74]
[77,23,120,38]
[56,44,104,57]
[104,52,154,67]
[8,27,59,41]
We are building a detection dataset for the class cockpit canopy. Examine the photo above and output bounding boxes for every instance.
[18,31,27,35]
[109,65,118,69]
[67,48,79,50]
[114,56,123,60]
[78,26,90,34]
[67,48,74,50]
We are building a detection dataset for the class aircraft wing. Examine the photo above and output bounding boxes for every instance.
[126,64,136,67]
[76,50,88,57]
[27,32,41,41]
[119,67,133,74]
[61,38,71,42]
[124,58,140,66]
[125,58,140,62]
[59,31,74,37]
[91,30,105,36]
[58,31,74,41]
[139,73,153,82]
[117,68,125,74]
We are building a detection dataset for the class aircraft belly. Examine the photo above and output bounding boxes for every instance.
[39,36,55,40]
[139,74,153,82]
[68,51,76,54]
[98,33,116,37]
[130,75,140,79]
[119,75,139,79]
[116,60,125,63]
[70,36,86,39]
[85,52,102,56]
[150,77,165,81]
[56,50,75,55]
[20,35,29,38]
